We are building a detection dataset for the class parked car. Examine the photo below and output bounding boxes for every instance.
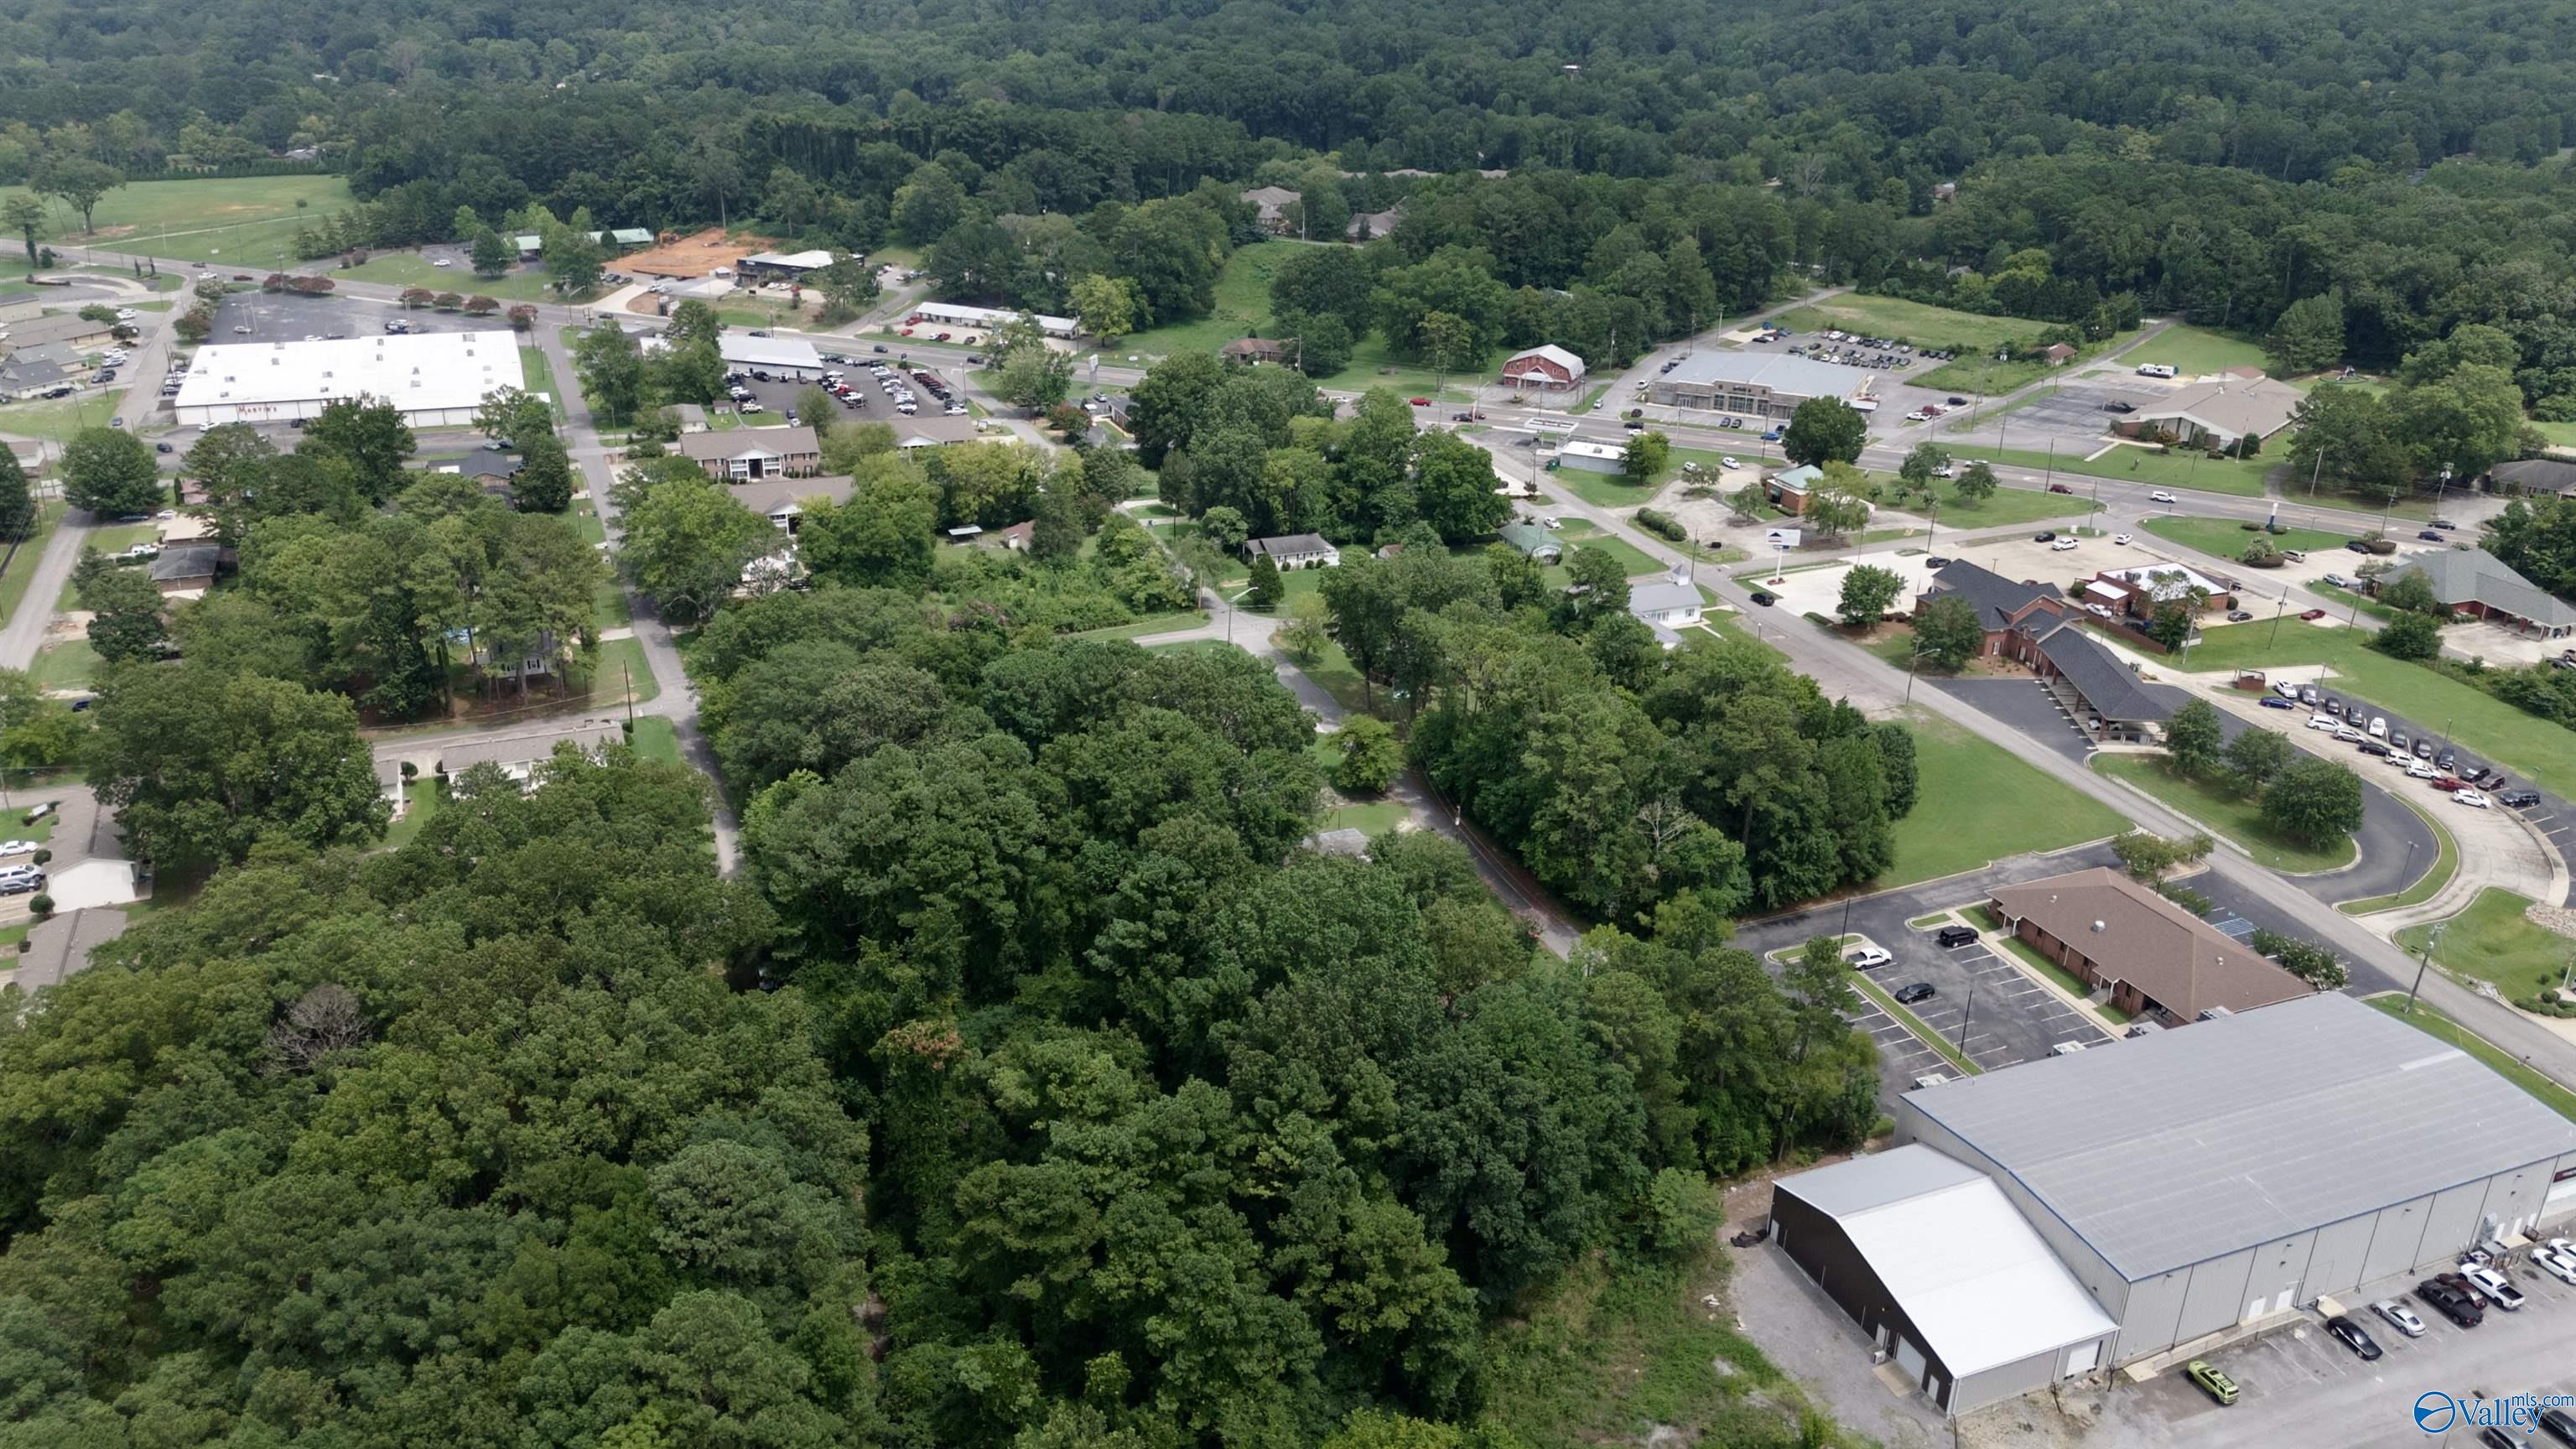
[1846,947,1893,969]
[1893,982,1936,1005]
[1748,591,1776,607]
[2462,1265,2525,1309]
[2360,740,2391,756]
[2322,1315,2381,1362]
[2432,776,2466,792]
[2111,532,2132,546]
[2225,609,2251,621]
[2345,539,2373,553]
[2541,1408,2576,1447]
[2258,696,2297,709]
[2184,1360,2237,1406]
[2417,1278,2483,1327]
[2371,1299,2427,1337]
[2535,1247,2576,1285]
[2033,531,2057,543]
[2051,538,2079,551]
[2456,790,2494,810]
[2504,789,2543,808]
[1934,925,1978,948]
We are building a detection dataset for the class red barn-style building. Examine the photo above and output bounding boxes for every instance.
[1500,345,1587,391]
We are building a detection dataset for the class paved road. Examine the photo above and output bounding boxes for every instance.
[1513,449,2576,1089]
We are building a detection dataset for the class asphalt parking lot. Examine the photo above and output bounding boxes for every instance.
[2079,1253,2576,1448]
[1939,379,2167,454]
[205,287,508,346]
[1858,923,2116,1072]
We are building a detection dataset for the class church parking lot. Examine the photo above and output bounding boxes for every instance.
[1872,922,2116,1073]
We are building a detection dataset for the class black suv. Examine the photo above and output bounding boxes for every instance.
[2504,789,2542,808]
[1935,925,1978,948]
[1893,982,1937,1005]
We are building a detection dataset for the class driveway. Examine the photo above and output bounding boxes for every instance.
[1929,677,2098,762]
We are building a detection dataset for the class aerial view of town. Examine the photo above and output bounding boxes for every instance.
[3,2,2576,1444]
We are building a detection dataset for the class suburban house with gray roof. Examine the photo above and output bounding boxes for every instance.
[1768,992,2576,1415]
[730,475,854,533]
[2373,545,2576,639]
[2489,458,2576,496]
[1627,569,1705,645]
[1243,533,1340,569]
[0,341,86,400]
[1496,521,1562,563]
[0,311,117,353]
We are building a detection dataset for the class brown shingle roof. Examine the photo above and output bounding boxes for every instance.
[1990,867,2309,1021]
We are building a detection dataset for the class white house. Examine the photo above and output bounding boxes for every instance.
[1628,569,1706,647]
[1244,533,1341,569]
[1556,439,1627,475]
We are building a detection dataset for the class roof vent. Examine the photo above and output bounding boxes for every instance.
[2091,920,2106,933]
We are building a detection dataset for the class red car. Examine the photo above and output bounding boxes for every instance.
[1408,397,1431,407]
[2047,483,2075,494]
[2433,776,2467,792]
[2299,608,2328,621]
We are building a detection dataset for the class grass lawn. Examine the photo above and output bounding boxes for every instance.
[2132,324,2270,379]
[1550,467,1661,509]
[0,390,127,446]
[2175,621,2576,800]
[30,641,96,692]
[1916,327,2145,396]
[1778,294,2046,354]
[571,501,608,547]
[583,637,658,705]
[342,253,600,304]
[1906,910,1956,929]
[2533,421,2576,449]
[2092,753,2356,873]
[2340,795,2457,916]
[1915,477,2097,530]
[1067,609,1206,642]
[2397,888,2571,1000]
[1568,536,1667,579]
[1146,637,1249,658]
[1878,710,2129,889]
[2141,515,2355,562]
[382,777,444,853]
[1482,1250,1847,1447]
[0,502,66,629]
[2366,995,2576,1123]
[1322,799,1410,836]
[1119,240,1310,359]
[594,581,631,631]
[1949,442,2275,498]
[627,716,682,766]
[1697,614,1786,659]
[520,347,569,420]
[1285,636,1374,716]
[0,175,356,265]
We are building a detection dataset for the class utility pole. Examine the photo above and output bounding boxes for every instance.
[2406,920,2447,1015]
[622,662,634,727]
[2267,593,2288,647]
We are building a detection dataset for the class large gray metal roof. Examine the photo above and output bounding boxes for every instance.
[1904,993,2576,1280]
[1661,349,1856,398]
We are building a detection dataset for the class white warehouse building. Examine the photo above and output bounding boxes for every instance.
[908,302,1078,338]
[174,331,526,428]
[1768,992,2576,1415]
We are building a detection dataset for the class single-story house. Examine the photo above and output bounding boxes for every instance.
[512,233,544,259]
[2489,458,2576,496]
[892,414,1005,451]
[2085,564,2236,620]
[1501,345,1587,391]
[6,439,43,475]
[1498,521,1563,564]
[1346,205,1404,241]
[1241,186,1303,233]
[2024,622,2181,741]
[730,475,854,533]
[989,520,1036,553]
[1917,561,2068,657]
[148,543,221,595]
[0,342,86,400]
[669,403,709,434]
[2372,545,2576,639]
[0,312,117,351]
[0,299,42,325]
[1556,439,1626,475]
[2041,343,2077,365]
[2122,376,2302,449]
[1987,867,2311,1026]
[1244,533,1341,569]
[675,425,821,480]
[1628,572,1706,646]
[1220,337,1289,365]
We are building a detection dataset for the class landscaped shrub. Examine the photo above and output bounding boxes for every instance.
[1633,508,1687,542]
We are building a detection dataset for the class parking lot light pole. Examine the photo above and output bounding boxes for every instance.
[2406,920,2447,1015]
[1955,976,1976,1059]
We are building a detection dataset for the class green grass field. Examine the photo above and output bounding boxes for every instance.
[1549,465,1661,509]
[583,637,658,705]
[1916,327,2144,396]
[2397,888,2571,1000]
[1913,476,2097,530]
[1067,608,1207,642]
[2092,753,2356,873]
[31,640,97,692]
[2179,621,2576,799]
[2130,324,2270,379]
[1,175,357,267]
[0,501,66,629]
[1322,799,1410,836]
[627,716,682,766]
[342,253,595,304]
[2141,516,2356,562]
[2366,995,2576,1123]
[519,347,569,422]
[1777,294,2045,354]
[1119,240,1473,399]
[2532,421,2576,449]
[1947,442,2275,498]
[382,777,444,852]
[1571,536,1667,579]
[0,389,128,446]
[1879,711,2129,888]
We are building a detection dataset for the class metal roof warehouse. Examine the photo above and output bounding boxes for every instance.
[174,331,527,428]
